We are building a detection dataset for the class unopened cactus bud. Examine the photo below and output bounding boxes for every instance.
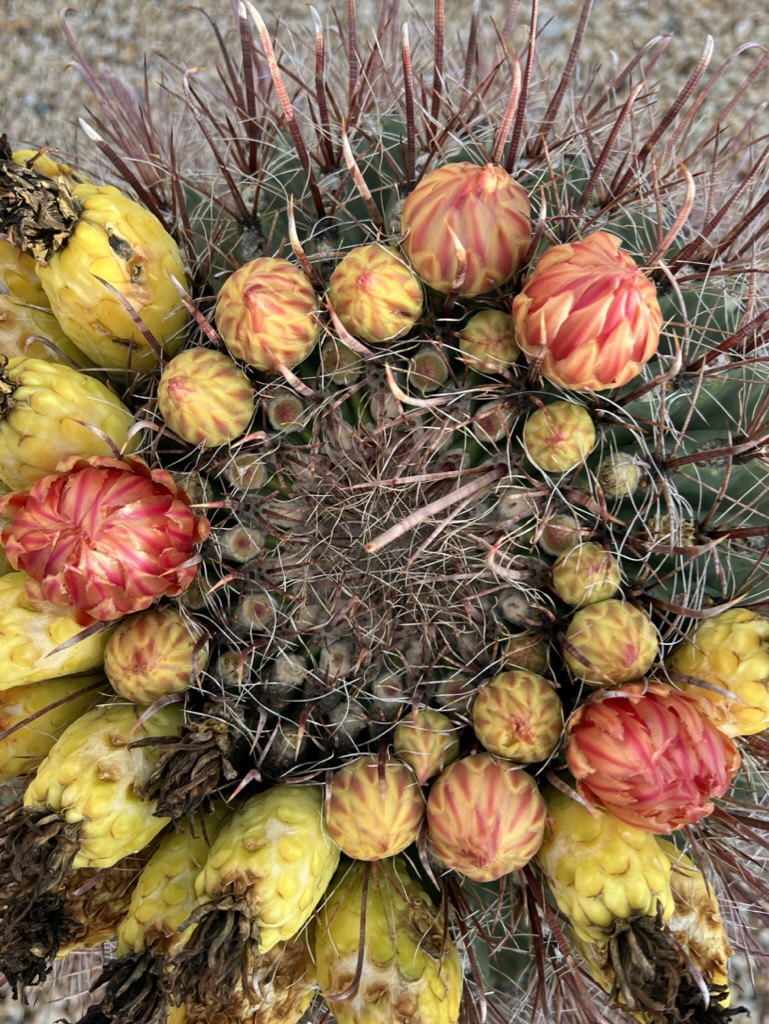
[597,452,646,498]
[472,670,563,762]
[401,162,531,297]
[324,755,426,860]
[232,587,277,635]
[409,344,450,393]
[104,607,208,703]
[523,400,596,473]
[537,512,584,556]
[328,244,423,344]
[458,309,520,372]
[157,348,255,447]
[215,256,320,372]
[321,337,363,385]
[266,390,305,432]
[501,632,549,673]
[472,400,517,443]
[563,599,658,686]
[552,542,622,607]
[513,230,662,391]
[427,753,546,881]
[393,709,461,784]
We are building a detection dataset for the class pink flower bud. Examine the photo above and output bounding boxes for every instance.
[0,455,210,624]
[513,230,662,391]
[565,682,741,833]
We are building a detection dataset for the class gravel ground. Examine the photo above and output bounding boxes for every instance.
[2,0,769,1021]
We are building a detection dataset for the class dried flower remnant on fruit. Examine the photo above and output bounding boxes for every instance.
[401,162,532,296]
[513,231,662,390]
[0,454,211,623]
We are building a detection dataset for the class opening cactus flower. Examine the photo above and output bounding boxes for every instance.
[0,454,210,623]
[400,162,532,297]
[513,230,662,390]
[565,683,742,833]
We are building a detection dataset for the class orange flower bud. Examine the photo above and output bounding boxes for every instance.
[565,683,741,833]
[401,162,531,297]
[513,230,662,390]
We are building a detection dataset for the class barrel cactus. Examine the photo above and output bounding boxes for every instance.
[1,2,768,1022]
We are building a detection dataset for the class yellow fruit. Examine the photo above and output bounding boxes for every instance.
[536,789,674,946]
[35,183,189,370]
[316,858,463,1024]
[0,356,137,489]
[118,807,231,957]
[0,571,112,689]
[24,701,184,868]
[0,672,105,779]
[196,783,340,954]
[666,607,769,736]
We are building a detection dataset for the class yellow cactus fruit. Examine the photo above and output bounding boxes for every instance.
[34,183,189,370]
[0,672,105,780]
[0,237,51,305]
[392,709,461,784]
[523,400,596,474]
[215,256,321,372]
[472,669,563,763]
[157,347,256,447]
[0,356,137,489]
[551,542,622,607]
[328,244,423,344]
[655,840,734,1009]
[563,598,659,686]
[104,607,209,704]
[666,607,769,736]
[0,571,112,689]
[170,784,338,1012]
[12,147,92,189]
[316,858,463,1024]
[537,790,674,946]
[24,701,184,869]
[458,308,520,372]
[324,754,427,860]
[117,807,231,957]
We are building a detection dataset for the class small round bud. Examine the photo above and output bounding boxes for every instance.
[597,453,646,498]
[523,400,596,473]
[321,337,363,385]
[472,400,517,443]
[409,345,450,393]
[104,608,208,703]
[563,599,659,686]
[458,309,520,372]
[537,512,584,556]
[472,670,563,763]
[266,391,305,432]
[222,452,272,492]
[501,632,549,673]
[157,348,255,447]
[552,542,622,607]
[328,244,423,344]
[393,709,461,784]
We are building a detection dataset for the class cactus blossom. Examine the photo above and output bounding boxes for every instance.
[565,683,741,833]
[401,162,531,297]
[513,230,662,390]
[0,454,210,623]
